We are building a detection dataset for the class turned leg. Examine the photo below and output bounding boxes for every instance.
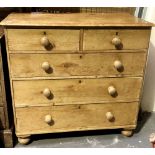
[121,129,133,137]
[17,135,31,145]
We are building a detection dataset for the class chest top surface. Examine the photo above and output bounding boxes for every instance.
[0,13,154,27]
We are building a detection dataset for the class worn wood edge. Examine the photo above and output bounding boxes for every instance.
[79,29,84,51]
[4,29,17,131]
[14,100,140,108]
[0,38,10,128]
[10,75,144,80]
[0,35,8,129]
[15,124,136,136]
[0,13,154,27]
[8,49,148,54]
[11,76,143,81]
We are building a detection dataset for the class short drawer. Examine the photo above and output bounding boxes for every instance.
[15,102,138,135]
[13,78,142,107]
[7,29,80,52]
[10,52,146,78]
[83,29,150,51]
[0,107,6,129]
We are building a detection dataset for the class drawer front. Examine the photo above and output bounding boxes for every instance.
[10,52,146,78]
[13,78,142,107]
[83,29,150,51]
[0,107,6,129]
[15,102,138,135]
[7,29,80,52]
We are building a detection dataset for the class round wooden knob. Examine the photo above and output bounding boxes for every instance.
[114,60,123,70]
[108,86,117,96]
[43,88,51,98]
[106,112,114,121]
[41,36,50,47]
[45,115,52,124]
[42,62,50,72]
[112,37,121,46]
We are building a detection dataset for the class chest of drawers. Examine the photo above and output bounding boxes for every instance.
[1,13,153,145]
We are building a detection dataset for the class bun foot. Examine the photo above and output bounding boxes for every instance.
[18,136,31,145]
[121,129,133,137]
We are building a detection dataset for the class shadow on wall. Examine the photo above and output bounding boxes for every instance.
[141,41,155,112]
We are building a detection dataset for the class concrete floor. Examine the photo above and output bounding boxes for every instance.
[15,112,155,148]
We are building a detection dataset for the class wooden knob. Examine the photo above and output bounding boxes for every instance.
[114,60,123,70]
[45,115,52,124]
[42,62,50,72]
[41,36,50,47]
[108,86,117,96]
[106,112,114,121]
[112,37,121,46]
[43,88,51,98]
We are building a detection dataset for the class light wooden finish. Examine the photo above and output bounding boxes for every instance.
[0,13,153,27]
[15,102,138,135]
[108,86,117,97]
[121,129,133,137]
[106,112,114,122]
[18,136,30,145]
[44,115,53,124]
[9,52,146,78]
[83,29,151,50]
[13,78,142,107]
[1,13,153,143]
[112,37,121,46]
[7,29,80,51]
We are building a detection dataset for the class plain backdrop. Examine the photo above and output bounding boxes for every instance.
[141,7,155,112]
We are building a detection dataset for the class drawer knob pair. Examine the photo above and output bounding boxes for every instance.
[45,115,52,124]
[106,112,114,122]
[108,86,117,97]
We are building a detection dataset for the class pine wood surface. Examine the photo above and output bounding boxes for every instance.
[9,52,146,78]
[1,13,154,27]
[15,102,138,135]
[12,77,142,107]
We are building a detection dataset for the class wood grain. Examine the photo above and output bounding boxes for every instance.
[7,29,80,51]
[1,13,154,27]
[13,78,142,107]
[0,107,6,129]
[15,102,138,135]
[9,52,146,78]
[83,29,151,50]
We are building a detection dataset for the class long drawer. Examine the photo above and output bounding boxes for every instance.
[13,78,142,107]
[9,52,146,78]
[15,102,138,135]
[7,29,80,51]
[83,29,150,50]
